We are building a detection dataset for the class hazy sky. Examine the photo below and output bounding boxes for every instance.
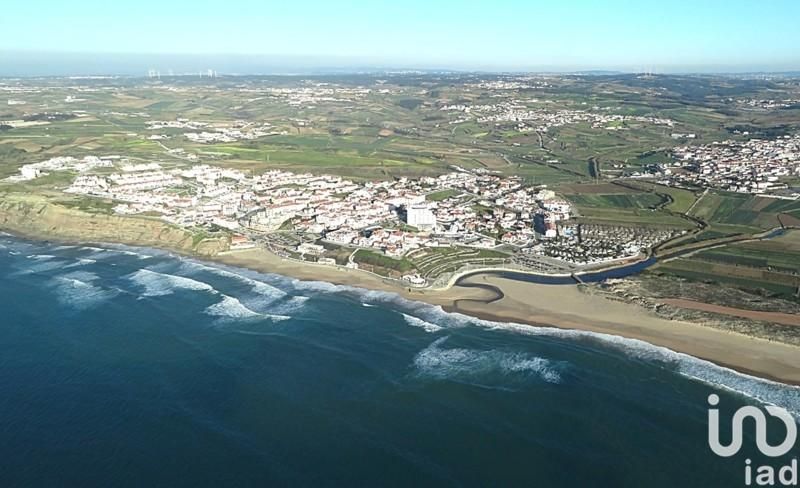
[2,0,799,72]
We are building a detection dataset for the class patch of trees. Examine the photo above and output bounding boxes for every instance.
[0,145,28,168]
[397,98,424,110]
[23,112,77,122]
[725,124,794,139]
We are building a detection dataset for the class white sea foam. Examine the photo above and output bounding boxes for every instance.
[205,295,262,319]
[414,337,562,384]
[180,260,289,301]
[275,275,800,414]
[13,259,69,275]
[204,295,292,323]
[50,275,118,310]
[60,270,100,282]
[80,245,151,260]
[477,321,800,416]
[113,249,151,259]
[63,258,97,268]
[181,261,309,319]
[289,278,342,294]
[282,279,468,330]
[269,295,308,314]
[20,238,795,414]
[128,269,216,297]
[402,313,444,333]
[210,267,287,300]
[27,254,56,261]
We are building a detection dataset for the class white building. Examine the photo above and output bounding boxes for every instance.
[20,166,41,180]
[406,203,437,230]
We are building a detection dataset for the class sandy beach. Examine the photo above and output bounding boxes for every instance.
[5,197,798,384]
[216,248,800,385]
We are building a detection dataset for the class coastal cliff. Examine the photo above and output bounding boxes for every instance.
[0,194,229,256]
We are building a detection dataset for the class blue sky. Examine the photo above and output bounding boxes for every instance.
[2,0,799,71]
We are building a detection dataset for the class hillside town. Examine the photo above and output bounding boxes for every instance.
[440,101,674,132]
[146,119,286,143]
[661,134,800,195]
[6,155,677,278]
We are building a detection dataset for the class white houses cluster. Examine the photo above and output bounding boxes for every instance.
[668,135,800,194]
[7,156,114,181]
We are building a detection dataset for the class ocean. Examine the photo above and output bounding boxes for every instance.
[1,234,798,487]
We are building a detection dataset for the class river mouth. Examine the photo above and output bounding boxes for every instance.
[456,256,659,286]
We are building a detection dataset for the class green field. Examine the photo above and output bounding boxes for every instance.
[694,230,800,272]
[653,258,799,301]
[654,230,800,301]
[620,182,699,214]
[563,187,693,228]
[353,250,415,274]
[689,192,800,231]
[2,73,800,302]
[568,192,664,209]
[408,246,510,278]
[425,189,459,201]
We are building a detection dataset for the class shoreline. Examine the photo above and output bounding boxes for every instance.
[3,229,800,386]
[214,247,800,386]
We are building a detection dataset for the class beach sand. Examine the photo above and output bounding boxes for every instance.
[216,248,800,385]
[4,199,797,385]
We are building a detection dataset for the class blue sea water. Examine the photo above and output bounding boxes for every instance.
[0,235,798,487]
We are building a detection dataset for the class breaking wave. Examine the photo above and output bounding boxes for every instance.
[288,278,342,294]
[14,236,797,415]
[477,321,800,416]
[270,275,800,415]
[28,254,57,261]
[270,295,309,315]
[208,267,288,301]
[205,295,261,319]
[80,245,151,260]
[413,337,563,384]
[205,295,291,323]
[14,258,70,275]
[128,269,216,297]
[64,258,97,268]
[180,260,290,301]
[50,273,118,310]
[402,313,444,333]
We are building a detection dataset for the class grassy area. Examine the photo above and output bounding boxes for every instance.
[659,228,737,250]
[652,258,799,301]
[568,192,664,209]
[694,230,800,272]
[0,144,32,177]
[426,189,459,201]
[54,196,117,215]
[353,249,415,274]
[621,182,699,214]
[559,181,700,229]
[408,246,510,278]
[653,230,800,301]
[689,192,800,231]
